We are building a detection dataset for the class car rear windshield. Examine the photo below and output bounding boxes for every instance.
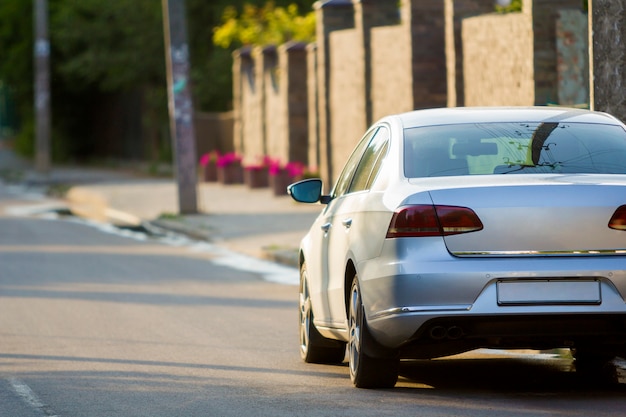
[404,122,626,177]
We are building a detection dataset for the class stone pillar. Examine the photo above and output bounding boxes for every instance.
[445,0,494,107]
[239,46,276,165]
[306,43,320,172]
[352,0,400,125]
[260,46,278,164]
[529,0,584,105]
[409,0,448,109]
[314,0,354,186]
[555,9,588,106]
[282,42,309,165]
[589,0,626,122]
[231,47,251,156]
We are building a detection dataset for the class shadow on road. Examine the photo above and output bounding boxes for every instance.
[396,356,626,394]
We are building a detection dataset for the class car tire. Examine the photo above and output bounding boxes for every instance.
[348,275,399,388]
[299,263,346,364]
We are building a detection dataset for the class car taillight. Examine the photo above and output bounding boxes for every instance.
[386,205,483,238]
[609,205,626,231]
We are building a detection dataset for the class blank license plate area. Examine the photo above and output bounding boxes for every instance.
[497,280,601,305]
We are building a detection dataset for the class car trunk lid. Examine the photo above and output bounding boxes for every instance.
[424,176,626,256]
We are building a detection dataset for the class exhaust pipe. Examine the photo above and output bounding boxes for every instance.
[429,325,465,340]
[447,326,463,340]
[429,326,447,340]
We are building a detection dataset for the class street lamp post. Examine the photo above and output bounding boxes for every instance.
[34,0,51,174]
[162,0,198,214]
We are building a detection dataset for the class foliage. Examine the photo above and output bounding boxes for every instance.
[0,1,33,141]
[52,0,165,93]
[494,1,587,14]
[494,0,522,13]
[187,0,315,111]
[213,2,316,49]
[0,0,169,161]
[0,0,317,161]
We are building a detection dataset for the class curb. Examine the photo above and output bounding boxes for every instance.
[150,218,300,268]
[64,184,302,269]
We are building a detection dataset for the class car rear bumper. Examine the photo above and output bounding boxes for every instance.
[358,239,626,349]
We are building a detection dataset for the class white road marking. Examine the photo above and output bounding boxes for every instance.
[7,378,59,417]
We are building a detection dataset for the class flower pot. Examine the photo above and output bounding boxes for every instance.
[218,163,244,184]
[201,162,218,182]
[244,167,269,188]
[270,170,294,196]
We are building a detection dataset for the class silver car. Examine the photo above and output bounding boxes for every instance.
[288,107,626,388]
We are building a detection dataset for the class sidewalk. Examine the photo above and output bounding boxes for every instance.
[65,179,322,266]
[0,149,321,267]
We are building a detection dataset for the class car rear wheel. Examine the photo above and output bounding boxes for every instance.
[299,263,346,363]
[348,275,399,388]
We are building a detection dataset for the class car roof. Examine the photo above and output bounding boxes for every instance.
[383,107,624,129]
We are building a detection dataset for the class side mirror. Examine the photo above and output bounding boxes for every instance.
[288,178,327,204]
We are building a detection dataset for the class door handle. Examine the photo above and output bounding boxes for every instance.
[321,223,331,233]
[342,218,352,228]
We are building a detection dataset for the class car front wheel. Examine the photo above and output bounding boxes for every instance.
[348,275,399,388]
[299,263,346,363]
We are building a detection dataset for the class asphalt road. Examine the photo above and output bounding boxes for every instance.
[1,185,626,417]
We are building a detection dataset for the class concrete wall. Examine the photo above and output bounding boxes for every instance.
[264,42,309,165]
[314,0,355,185]
[370,16,412,121]
[228,0,625,188]
[462,0,586,107]
[263,46,282,164]
[462,12,535,106]
[234,47,266,163]
[232,44,310,167]
[445,0,494,107]
[329,28,367,177]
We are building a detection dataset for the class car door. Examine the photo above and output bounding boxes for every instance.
[321,126,391,328]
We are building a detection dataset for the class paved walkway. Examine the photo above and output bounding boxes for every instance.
[0,149,322,266]
[66,180,321,265]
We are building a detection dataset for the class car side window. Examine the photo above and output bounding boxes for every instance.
[332,127,379,198]
[348,127,390,193]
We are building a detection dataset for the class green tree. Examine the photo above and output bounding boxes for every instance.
[187,0,315,112]
[495,0,523,13]
[52,0,165,93]
[213,2,315,48]
[0,1,34,154]
[52,0,169,161]
[0,0,317,160]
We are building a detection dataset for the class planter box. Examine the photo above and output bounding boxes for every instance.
[244,167,269,188]
[218,163,244,184]
[200,163,218,182]
[269,170,294,196]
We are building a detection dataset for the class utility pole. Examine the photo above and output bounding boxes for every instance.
[34,0,51,173]
[162,0,198,214]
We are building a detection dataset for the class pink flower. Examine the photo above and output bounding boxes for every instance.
[199,150,220,166]
[261,155,274,167]
[267,159,283,176]
[285,162,305,177]
[217,152,242,167]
